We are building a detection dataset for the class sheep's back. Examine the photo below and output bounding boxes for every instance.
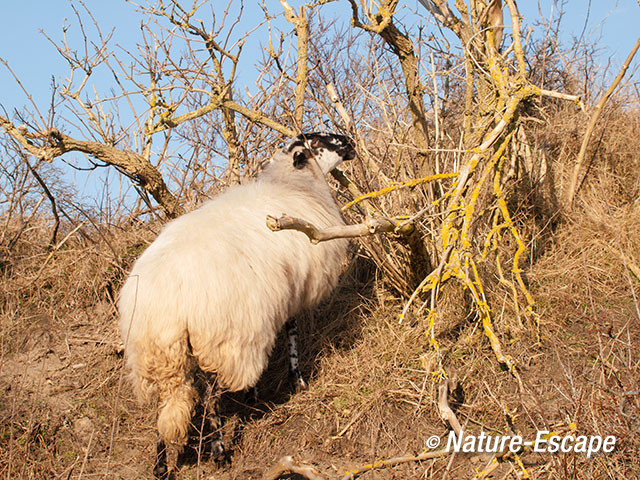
[119,180,348,391]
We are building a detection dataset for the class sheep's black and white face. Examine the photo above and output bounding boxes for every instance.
[284,133,356,175]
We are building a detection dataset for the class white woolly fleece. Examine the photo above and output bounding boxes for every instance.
[118,148,349,443]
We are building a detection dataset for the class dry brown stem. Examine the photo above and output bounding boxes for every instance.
[340,449,449,479]
[486,0,503,49]
[280,0,309,131]
[326,83,352,131]
[349,0,431,175]
[22,157,60,249]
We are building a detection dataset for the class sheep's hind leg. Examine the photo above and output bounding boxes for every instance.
[154,436,173,479]
[202,377,227,462]
[285,317,307,392]
[152,340,196,478]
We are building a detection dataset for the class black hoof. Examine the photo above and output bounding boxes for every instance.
[291,375,308,393]
[209,437,226,459]
[153,464,174,480]
[208,437,231,466]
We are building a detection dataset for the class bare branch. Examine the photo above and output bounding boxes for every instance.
[326,83,352,130]
[340,449,448,480]
[566,35,640,207]
[263,455,325,480]
[0,116,47,159]
[146,97,296,138]
[416,0,462,34]
[266,214,399,244]
[349,0,431,175]
[438,368,462,435]
[280,0,309,131]
[23,157,60,249]
[0,115,183,217]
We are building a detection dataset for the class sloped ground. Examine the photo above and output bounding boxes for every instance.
[1,178,639,479]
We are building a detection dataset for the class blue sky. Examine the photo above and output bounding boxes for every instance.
[0,1,638,207]
[1,1,638,113]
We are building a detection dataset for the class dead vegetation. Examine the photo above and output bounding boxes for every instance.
[1,0,640,479]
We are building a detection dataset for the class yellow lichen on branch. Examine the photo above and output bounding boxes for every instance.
[341,172,458,211]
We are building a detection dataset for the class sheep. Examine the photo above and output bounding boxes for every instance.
[118,132,355,478]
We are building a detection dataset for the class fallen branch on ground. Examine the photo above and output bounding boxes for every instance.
[263,455,325,480]
[438,368,462,435]
[340,449,449,480]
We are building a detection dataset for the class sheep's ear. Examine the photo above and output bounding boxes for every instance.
[309,137,322,149]
[293,150,309,169]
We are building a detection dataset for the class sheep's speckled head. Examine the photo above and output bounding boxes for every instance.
[283,133,356,175]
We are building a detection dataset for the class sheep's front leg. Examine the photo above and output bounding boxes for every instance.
[285,317,308,392]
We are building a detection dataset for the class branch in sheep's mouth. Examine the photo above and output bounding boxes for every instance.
[266,214,399,244]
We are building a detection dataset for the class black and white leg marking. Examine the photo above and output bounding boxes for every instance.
[285,317,307,391]
[202,378,226,462]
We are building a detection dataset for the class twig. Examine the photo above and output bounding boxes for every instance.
[476,455,501,479]
[23,156,60,249]
[266,214,397,244]
[0,116,184,217]
[280,0,309,131]
[341,449,449,480]
[600,241,640,283]
[342,173,458,212]
[147,97,296,138]
[326,83,352,130]
[325,83,390,184]
[77,428,95,479]
[331,408,367,439]
[7,194,45,250]
[399,244,454,324]
[32,222,86,282]
[503,0,525,75]
[537,87,584,111]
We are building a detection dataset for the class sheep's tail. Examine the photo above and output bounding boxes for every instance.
[131,336,196,446]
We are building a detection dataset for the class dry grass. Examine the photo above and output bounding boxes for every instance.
[2,1,639,477]
[1,103,640,480]
[1,174,638,479]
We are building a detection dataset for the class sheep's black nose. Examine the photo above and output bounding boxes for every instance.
[341,140,356,160]
[324,134,356,161]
